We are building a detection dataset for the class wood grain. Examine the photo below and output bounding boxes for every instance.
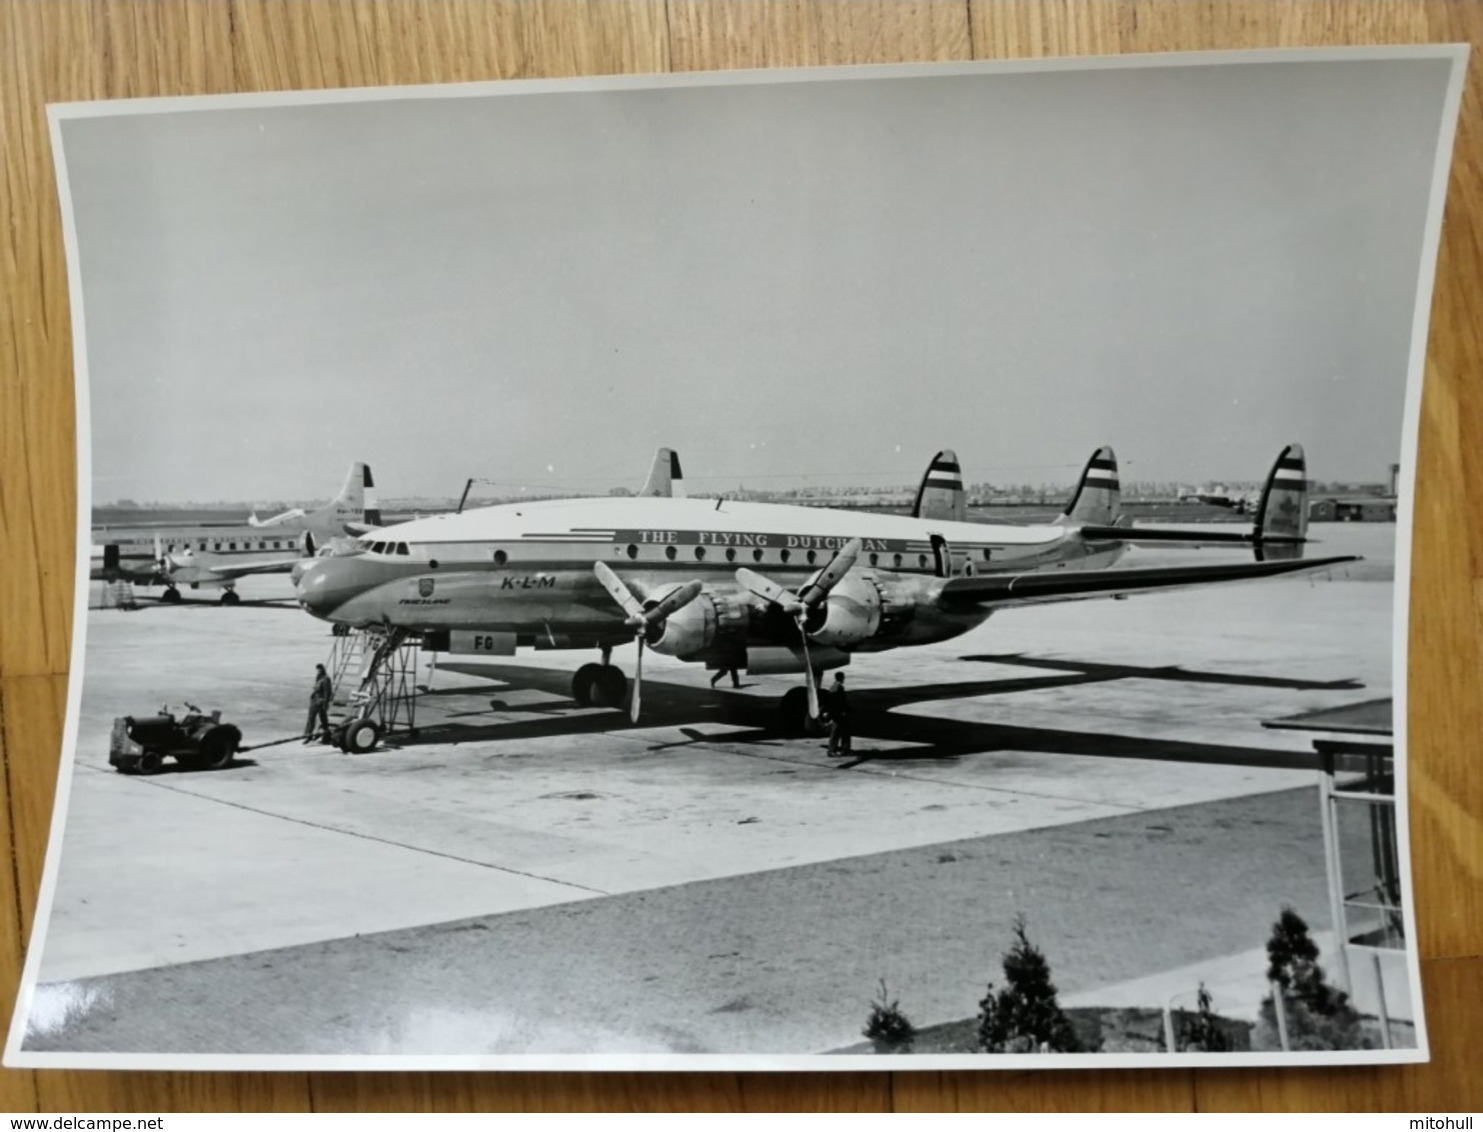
[1,0,1479,1112]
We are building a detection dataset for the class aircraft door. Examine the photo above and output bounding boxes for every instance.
[929,534,954,578]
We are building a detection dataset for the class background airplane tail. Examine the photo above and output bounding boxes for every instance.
[641,448,685,498]
[1255,444,1309,561]
[1059,446,1120,526]
[911,449,967,522]
[319,462,380,527]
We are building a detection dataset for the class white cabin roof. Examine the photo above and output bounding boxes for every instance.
[381,496,1064,547]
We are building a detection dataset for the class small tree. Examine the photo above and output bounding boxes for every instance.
[977,915,1080,1053]
[1257,907,1364,1051]
[1177,983,1233,1052]
[862,979,916,1053]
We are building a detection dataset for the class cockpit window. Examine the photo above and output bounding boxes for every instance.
[372,541,386,554]
[396,543,409,555]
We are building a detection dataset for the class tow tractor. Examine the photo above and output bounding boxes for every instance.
[109,703,242,774]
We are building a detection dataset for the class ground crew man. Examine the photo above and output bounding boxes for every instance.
[710,666,743,689]
[304,663,334,743]
[826,671,851,758]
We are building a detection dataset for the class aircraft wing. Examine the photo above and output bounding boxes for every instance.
[196,556,307,580]
[937,555,1358,609]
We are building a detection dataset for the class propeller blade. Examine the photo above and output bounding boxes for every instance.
[734,567,804,614]
[643,579,703,625]
[799,627,820,720]
[796,538,863,608]
[631,638,644,723]
[593,561,645,621]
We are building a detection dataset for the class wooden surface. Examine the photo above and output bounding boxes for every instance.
[2,0,1480,1112]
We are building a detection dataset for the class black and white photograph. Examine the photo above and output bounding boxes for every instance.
[7,47,1467,1069]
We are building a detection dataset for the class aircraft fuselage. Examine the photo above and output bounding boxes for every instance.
[295,497,1123,661]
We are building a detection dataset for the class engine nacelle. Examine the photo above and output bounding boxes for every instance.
[648,590,719,659]
[806,574,883,648]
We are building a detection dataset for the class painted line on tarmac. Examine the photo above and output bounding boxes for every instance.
[76,763,610,896]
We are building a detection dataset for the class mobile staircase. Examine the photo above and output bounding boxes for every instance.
[323,625,421,752]
[96,580,139,611]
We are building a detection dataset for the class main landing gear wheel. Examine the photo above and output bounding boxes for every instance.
[572,663,604,707]
[159,587,182,604]
[595,665,627,708]
[343,716,382,754]
[572,663,629,709]
[219,590,241,606]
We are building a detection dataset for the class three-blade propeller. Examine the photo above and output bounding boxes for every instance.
[592,562,703,722]
[734,538,862,720]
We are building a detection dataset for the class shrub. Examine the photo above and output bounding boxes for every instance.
[976,915,1080,1053]
[1256,907,1365,1051]
[862,979,915,1053]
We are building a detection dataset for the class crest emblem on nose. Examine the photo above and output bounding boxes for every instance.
[419,578,435,598]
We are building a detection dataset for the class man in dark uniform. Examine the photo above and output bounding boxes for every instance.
[304,663,334,743]
[826,671,851,757]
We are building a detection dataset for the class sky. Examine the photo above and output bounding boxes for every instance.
[60,55,1455,504]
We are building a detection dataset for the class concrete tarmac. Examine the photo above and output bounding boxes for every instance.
[23,524,1400,1054]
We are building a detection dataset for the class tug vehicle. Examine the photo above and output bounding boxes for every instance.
[109,704,242,774]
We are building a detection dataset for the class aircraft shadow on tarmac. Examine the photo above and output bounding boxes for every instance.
[406,658,1354,773]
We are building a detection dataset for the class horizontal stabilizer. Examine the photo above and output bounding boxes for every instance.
[938,554,1357,609]
[1079,525,1300,547]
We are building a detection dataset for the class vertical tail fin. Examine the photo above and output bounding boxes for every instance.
[911,449,967,522]
[359,464,381,527]
[1058,446,1120,525]
[1255,444,1308,561]
[641,448,685,498]
[323,462,379,529]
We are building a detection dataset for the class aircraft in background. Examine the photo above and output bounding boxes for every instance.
[1179,484,1260,514]
[640,448,685,498]
[294,443,1351,743]
[93,462,380,604]
[248,463,381,535]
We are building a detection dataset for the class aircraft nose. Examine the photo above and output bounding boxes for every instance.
[295,555,377,620]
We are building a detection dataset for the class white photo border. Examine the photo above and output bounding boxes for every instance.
[9,43,1469,1071]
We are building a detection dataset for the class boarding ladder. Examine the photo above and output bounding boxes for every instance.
[323,625,422,746]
